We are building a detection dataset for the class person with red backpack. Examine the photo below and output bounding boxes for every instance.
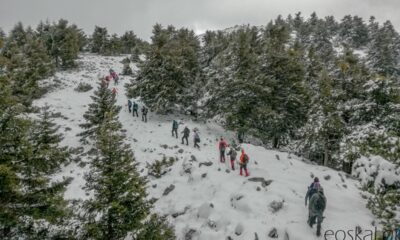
[112,87,118,97]
[239,149,249,177]
[305,177,321,206]
[218,138,228,163]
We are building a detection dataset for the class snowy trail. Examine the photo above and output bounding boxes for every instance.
[34,54,377,240]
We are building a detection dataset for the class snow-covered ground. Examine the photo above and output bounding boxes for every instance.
[33,54,377,240]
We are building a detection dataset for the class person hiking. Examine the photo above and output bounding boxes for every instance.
[308,187,327,237]
[305,177,321,206]
[181,126,190,145]
[111,71,119,85]
[112,87,118,97]
[141,106,148,122]
[132,102,139,117]
[227,145,237,170]
[127,99,132,113]
[172,120,179,138]
[218,138,228,163]
[193,130,201,149]
[105,75,111,88]
[239,149,249,177]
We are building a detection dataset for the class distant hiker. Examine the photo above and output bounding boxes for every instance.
[239,149,249,177]
[109,69,115,75]
[141,106,148,122]
[111,71,119,85]
[181,126,190,145]
[105,75,111,87]
[132,102,139,117]
[193,130,201,149]
[172,120,179,138]
[238,130,244,144]
[308,187,327,237]
[227,145,237,170]
[305,177,321,206]
[218,138,228,163]
[112,87,118,97]
[128,99,132,113]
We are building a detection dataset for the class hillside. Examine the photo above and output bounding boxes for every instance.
[32,54,378,240]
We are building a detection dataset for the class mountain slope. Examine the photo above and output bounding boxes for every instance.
[33,54,377,240]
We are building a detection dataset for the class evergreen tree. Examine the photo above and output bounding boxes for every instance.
[120,31,138,54]
[82,89,174,240]
[30,105,70,174]
[91,26,108,54]
[79,82,121,143]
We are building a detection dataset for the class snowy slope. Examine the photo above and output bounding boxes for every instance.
[33,54,377,240]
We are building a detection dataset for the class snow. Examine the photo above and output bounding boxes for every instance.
[33,53,378,240]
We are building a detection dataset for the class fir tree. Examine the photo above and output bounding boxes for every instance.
[82,90,174,240]
[91,26,108,54]
[79,82,121,143]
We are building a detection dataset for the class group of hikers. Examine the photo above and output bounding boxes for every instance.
[127,99,148,122]
[172,120,250,177]
[103,69,119,97]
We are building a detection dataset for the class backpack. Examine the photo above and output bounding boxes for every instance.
[219,141,226,151]
[314,193,325,211]
[230,149,237,159]
[195,133,200,142]
[308,182,320,199]
[128,100,132,106]
[243,154,249,163]
[133,103,138,110]
[173,120,178,129]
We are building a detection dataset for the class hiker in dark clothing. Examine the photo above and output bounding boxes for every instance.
[218,138,228,163]
[227,145,237,170]
[132,102,139,117]
[305,177,321,206]
[172,120,179,138]
[193,130,200,149]
[238,130,244,143]
[141,106,148,122]
[308,187,327,237]
[181,126,190,145]
[128,99,132,113]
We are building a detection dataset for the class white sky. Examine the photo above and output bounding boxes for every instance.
[1,0,399,40]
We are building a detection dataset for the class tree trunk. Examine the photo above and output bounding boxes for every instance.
[323,140,329,166]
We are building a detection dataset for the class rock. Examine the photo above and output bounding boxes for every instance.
[152,184,157,188]
[197,203,213,218]
[275,154,280,160]
[218,168,221,171]
[133,138,138,142]
[190,155,197,162]
[185,229,197,240]
[226,236,233,240]
[342,184,347,188]
[149,197,158,204]
[235,223,244,236]
[208,220,217,229]
[248,177,273,188]
[269,200,284,213]
[254,161,258,165]
[268,228,278,238]
[324,175,331,180]
[65,127,72,131]
[78,161,86,168]
[254,232,259,240]
[178,149,184,153]
[225,169,230,173]
[172,206,189,218]
[262,180,273,187]
[163,184,175,196]
[210,203,214,208]
[256,186,261,191]
[174,145,179,148]
[160,144,168,149]
[199,161,213,167]
[201,173,207,178]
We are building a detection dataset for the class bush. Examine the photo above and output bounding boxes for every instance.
[74,82,93,92]
[147,156,176,178]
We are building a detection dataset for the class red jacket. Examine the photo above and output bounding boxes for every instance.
[240,151,249,164]
[218,140,227,150]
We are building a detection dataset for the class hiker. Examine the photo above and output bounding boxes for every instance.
[218,138,228,163]
[105,75,111,87]
[239,149,249,177]
[193,130,200,149]
[227,145,237,170]
[172,120,179,138]
[128,99,132,113]
[112,87,118,97]
[181,126,190,145]
[308,187,327,237]
[132,101,139,117]
[111,71,119,85]
[238,130,244,144]
[305,177,321,206]
[141,106,148,122]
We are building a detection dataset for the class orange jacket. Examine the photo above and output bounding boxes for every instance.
[240,151,248,164]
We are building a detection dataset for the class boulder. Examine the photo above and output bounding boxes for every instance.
[163,184,175,196]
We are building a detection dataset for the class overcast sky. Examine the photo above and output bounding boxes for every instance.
[1,0,399,40]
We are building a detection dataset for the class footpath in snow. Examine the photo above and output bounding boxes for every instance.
[33,54,377,240]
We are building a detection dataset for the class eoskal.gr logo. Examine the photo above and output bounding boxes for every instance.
[323,227,399,240]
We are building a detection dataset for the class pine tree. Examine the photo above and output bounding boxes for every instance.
[82,90,174,240]
[30,105,70,174]
[91,26,108,54]
[120,31,138,54]
[79,82,121,143]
